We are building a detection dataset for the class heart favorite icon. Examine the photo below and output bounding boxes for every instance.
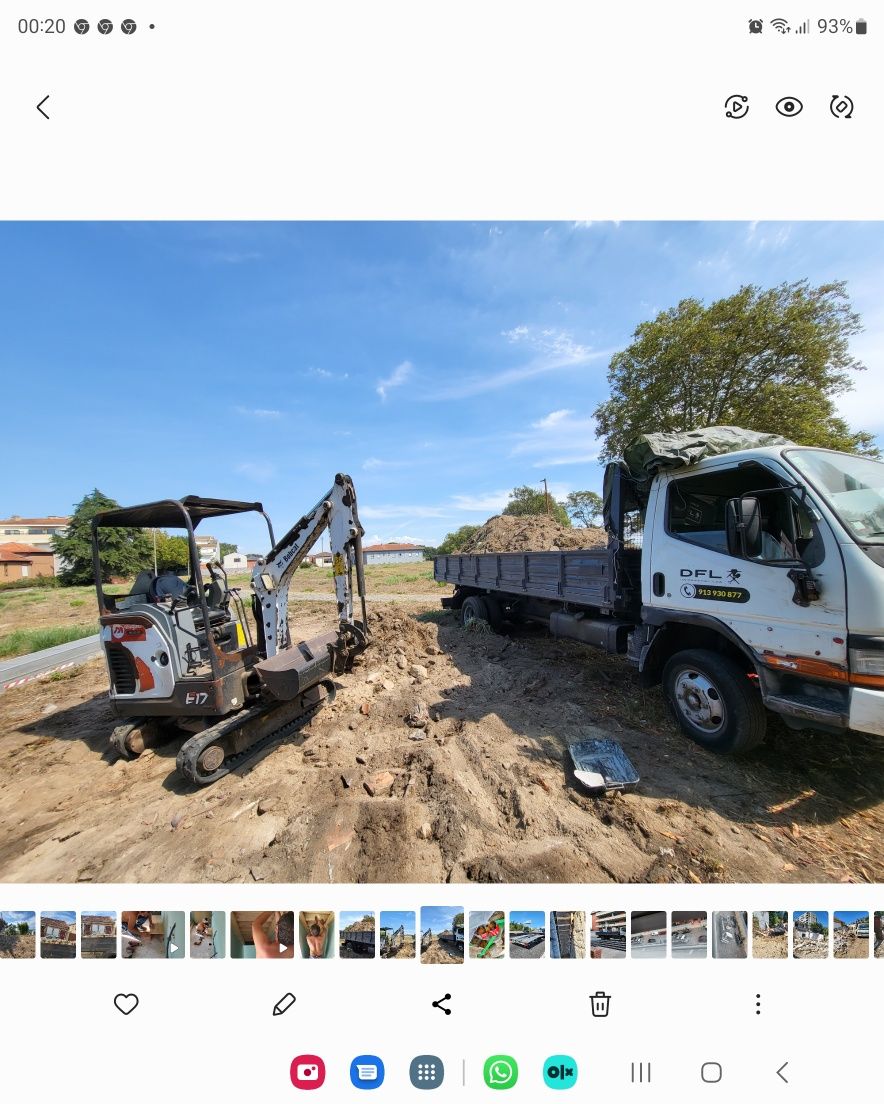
[114,993,139,1015]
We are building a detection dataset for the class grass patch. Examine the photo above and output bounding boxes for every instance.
[416,609,452,624]
[0,625,97,659]
[49,666,85,682]
[69,599,86,608]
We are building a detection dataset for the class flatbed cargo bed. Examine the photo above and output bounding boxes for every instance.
[434,545,640,617]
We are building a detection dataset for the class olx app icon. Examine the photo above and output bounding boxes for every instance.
[483,1055,518,1090]
[544,1055,578,1089]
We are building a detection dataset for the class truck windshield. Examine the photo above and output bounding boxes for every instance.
[787,449,884,545]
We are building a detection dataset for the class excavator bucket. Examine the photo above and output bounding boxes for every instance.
[254,630,338,701]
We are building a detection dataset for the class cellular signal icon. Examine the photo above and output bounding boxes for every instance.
[771,18,790,34]
[795,20,810,34]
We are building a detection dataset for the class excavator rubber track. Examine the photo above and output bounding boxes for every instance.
[176,679,336,786]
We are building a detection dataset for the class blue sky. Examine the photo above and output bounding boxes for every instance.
[42,911,75,925]
[3,221,883,550]
[834,911,868,925]
[340,911,373,928]
[510,910,545,929]
[421,905,462,933]
[380,910,415,934]
[1,911,35,929]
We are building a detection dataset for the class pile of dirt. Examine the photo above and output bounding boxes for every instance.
[343,917,375,932]
[459,514,606,553]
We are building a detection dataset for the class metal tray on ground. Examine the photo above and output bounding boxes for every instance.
[567,737,639,793]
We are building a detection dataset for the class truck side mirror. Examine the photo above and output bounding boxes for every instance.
[725,496,762,559]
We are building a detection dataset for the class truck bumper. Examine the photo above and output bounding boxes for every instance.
[849,687,884,736]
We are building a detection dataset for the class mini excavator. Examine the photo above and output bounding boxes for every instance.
[91,474,368,785]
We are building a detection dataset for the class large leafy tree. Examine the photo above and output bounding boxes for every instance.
[503,485,571,527]
[565,490,603,528]
[433,524,480,556]
[594,280,876,461]
[53,489,153,585]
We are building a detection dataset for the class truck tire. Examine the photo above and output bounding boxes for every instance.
[461,595,490,629]
[482,594,504,632]
[662,648,766,754]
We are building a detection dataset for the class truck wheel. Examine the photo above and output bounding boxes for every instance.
[662,648,766,754]
[461,595,490,628]
[482,595,504,632]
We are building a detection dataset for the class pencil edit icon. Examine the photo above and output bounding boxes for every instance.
[273,992,296,1017]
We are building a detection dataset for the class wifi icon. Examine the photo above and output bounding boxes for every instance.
[771,18,790,34]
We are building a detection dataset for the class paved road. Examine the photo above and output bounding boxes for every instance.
[0,634,102,692]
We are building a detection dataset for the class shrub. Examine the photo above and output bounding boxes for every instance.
[0,575,59,592]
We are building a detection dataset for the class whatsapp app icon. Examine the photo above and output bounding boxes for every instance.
[483,1055,518,1090]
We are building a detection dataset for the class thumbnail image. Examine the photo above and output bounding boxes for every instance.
[712,912,748,959]
[590,911,626,959]
[40,911,76,959]
[469,911,505,959]
[121,911,185,959]
[2,223,883,893]
[550,911,586,959]
[792,912,829,959]
[80,912,116,959]
[752,911,789,959]
[339,912,376,958]
[671,911,707,959]
[833,912,869,960]
[420,906,464,964]
[230,911,295,959]
[300,912,335,959]
[380,911,416,959]
[0,912,36,959]
[509,911,546,959]
[876,913,883,958]
[631,912,667,959]
[190,911,225,959]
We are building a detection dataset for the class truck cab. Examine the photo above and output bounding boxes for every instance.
[630,443,884,749]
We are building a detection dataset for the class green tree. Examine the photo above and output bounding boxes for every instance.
[220,542,238,558]
[53,489,153,585]
[18,921,30,935]
[565,490,603,528]
[433,524,480,556]
[594,280,877,461]
[153,532,191,572]
[452,912,464,931]
[503,485,571,527]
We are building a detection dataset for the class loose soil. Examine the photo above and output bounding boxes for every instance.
[382,936,416,959]
[751,934,789,959]
[421,936,462,964]
[0,930,36,958]
[833,935,869,959]
[459,515,605,553]
[0,600,881,885]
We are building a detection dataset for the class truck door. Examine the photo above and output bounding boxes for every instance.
[648,459,848,673]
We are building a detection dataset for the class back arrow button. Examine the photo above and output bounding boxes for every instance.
[37,95,50,119]
[776,1061,789,1084]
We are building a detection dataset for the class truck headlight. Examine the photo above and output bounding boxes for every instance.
[849,646,884,687]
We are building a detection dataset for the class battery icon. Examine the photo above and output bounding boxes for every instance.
[856,19,867,34]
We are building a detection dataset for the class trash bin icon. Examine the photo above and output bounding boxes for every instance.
[590,991,611,1018]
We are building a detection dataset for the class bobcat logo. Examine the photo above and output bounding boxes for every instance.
[727,568,742,582]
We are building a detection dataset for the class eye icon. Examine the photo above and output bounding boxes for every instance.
[776,97,803,117]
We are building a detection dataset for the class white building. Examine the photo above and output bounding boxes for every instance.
[222,552,248,573]
[363,542,425,565]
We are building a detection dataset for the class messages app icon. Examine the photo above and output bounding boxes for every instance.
[350,1055,385,1089]
[483,1055,519,1090]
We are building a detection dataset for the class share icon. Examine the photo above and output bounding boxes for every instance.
[432,993,452,1015]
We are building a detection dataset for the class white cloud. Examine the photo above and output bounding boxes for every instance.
[361,503,449,520]
[236,460,277,482]
[376,359,413,400]
[533,409,574,429]
[234,406,283,420]
[307,366,349,381]
[449,490,511,513]
[362,457,409,471]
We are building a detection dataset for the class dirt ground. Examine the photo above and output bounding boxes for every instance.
[421,936,462,963]
[382,936,416,959]
[0,930,36,958]
[0,598,882,884]
[752,933,789,959]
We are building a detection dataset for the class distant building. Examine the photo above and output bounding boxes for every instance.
[222,551,248,573]
[0,541,56,578]
[245,553,263,570]
[0,515,69,573]
[195,534,220,563]
[362,542,425,565]
[305,551,333,566]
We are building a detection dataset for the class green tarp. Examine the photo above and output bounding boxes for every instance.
[622,426,793,480]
